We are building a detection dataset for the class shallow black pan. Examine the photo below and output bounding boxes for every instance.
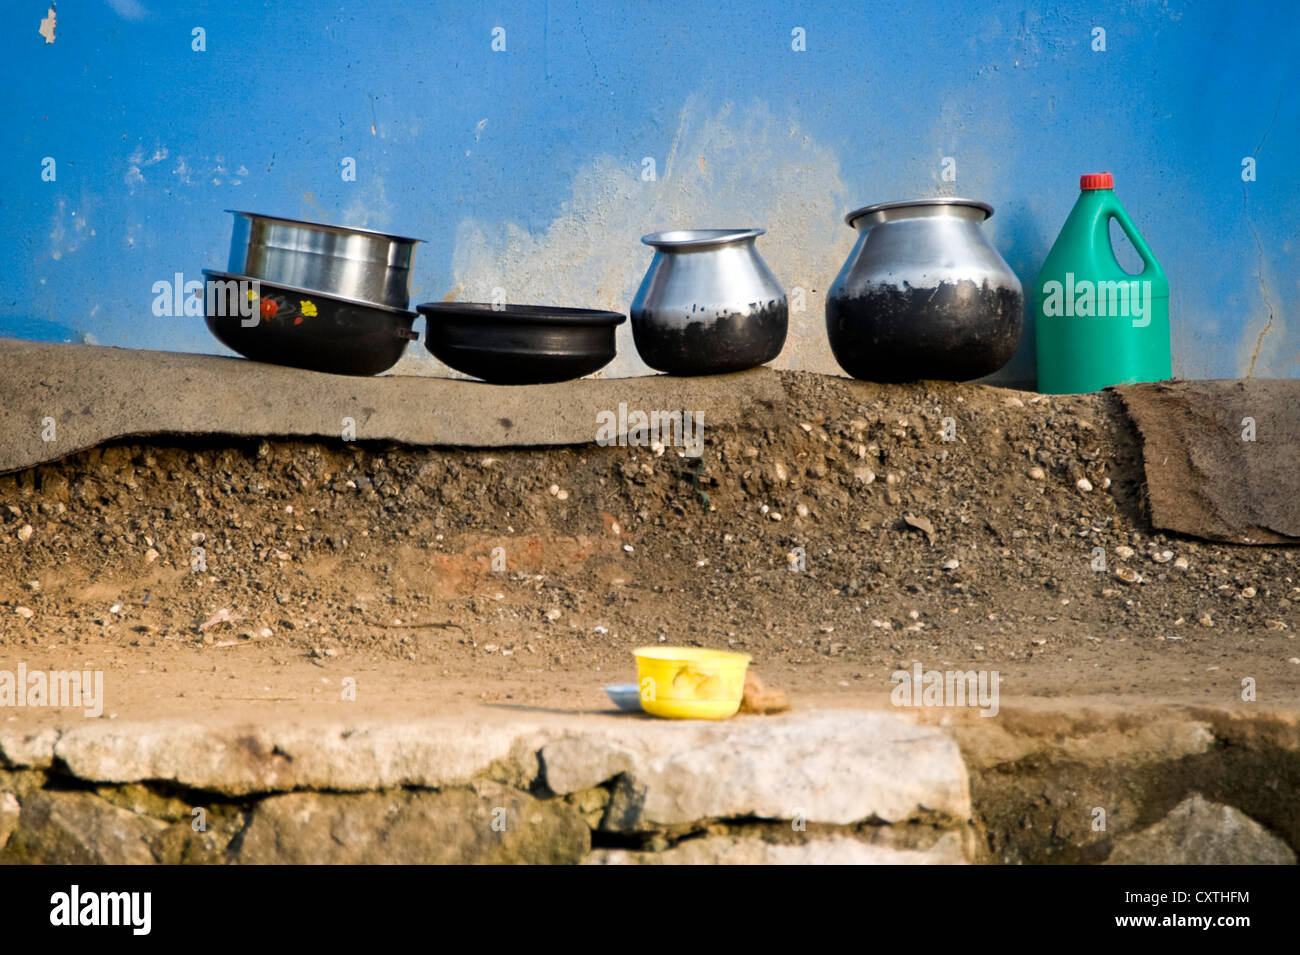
[203,270,417,376]
[417,302,625,385]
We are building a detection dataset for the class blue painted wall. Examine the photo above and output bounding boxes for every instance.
[2,0,1296,384]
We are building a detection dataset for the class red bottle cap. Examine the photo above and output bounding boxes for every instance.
[1080,172,1114,190]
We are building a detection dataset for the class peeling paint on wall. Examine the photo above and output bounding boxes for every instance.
[38,5,55,44]
[125,144,168,190]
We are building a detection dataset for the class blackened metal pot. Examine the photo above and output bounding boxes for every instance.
[418,302,625,385]
[203,270,416,376]
[826,199,1023,382]
[630,229,787,376]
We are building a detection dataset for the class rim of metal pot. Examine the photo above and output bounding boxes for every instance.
[844,198,993,228]
[641,228,765,250]
[417,302,626,326]
[201,269,416,316]
[226,210,425,244]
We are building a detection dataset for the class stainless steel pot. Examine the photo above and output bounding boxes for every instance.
[226,211,422,311]
[630,229,787,376]
[826,198,1023,382]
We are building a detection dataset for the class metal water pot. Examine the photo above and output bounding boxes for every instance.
[227,211,421,311]
[630,229,787,376]
[826,198,1022,382]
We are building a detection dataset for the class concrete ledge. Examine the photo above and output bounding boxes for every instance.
[0,338,784,474]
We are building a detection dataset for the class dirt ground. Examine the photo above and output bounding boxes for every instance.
[1,370,1297,723]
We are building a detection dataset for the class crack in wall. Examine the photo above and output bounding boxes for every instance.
[1242,187,1279,379]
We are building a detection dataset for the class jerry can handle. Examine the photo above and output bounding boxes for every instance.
[1099,195,1162,280]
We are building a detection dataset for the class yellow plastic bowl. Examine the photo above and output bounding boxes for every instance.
[633,646,751,720]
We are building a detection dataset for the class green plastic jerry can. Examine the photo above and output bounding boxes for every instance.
[1034,172,1171,393]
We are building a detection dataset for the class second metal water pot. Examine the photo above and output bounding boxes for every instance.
[630,229,787,376]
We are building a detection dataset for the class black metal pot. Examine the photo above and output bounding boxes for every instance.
[202,270,416,376]
[417,302,625,385]
[826,199,1023,382]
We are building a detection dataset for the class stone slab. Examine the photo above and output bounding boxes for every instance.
[1105,793,1296,865]
[541,710,970,826]
[586,830,969,865]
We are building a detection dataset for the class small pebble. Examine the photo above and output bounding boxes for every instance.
[1198,613,1214,628]
[1241,586,1257,598]
[1028,466,1046,481]
[16,524,33,542]
[941,558,960,570]
[14,607,34,620]
[1115,545,1135,560]
[1076,477,1093,492]
[1173,556,1189,571]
